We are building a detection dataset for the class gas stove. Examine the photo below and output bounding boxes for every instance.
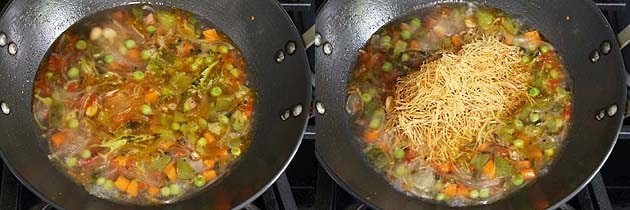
[0,0,629,210]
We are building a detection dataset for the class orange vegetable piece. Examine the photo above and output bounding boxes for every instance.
[126,180,138,197]
[527,146,544,159]
[203,159,217,168]
[164,162,177,181]
[451,35,463,47]
[442,183,458,197]
[521,168,536,180]
[148,186,160,197]
[50,131,66,147]
[112,155,129,168]
[203,170,218,181]
[477,143,490,152]
[181,43,194,56]
[144,91,160,104]
[203,29,221,42]
[483,160,496,179]
[409,40,421,50]
[363,130,379,143]
[456,184,470,196]
[114,176,130,192]
[514,160,532,170]
[524,30,542,42]
[203,132,217,144]
[127,49,142,62]
[433,163,452,174]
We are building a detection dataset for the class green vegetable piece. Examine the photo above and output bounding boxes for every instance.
[171,122,181,130]
[215,97,233,111]
[501,17,519,35]
[512,175,525,186]
[68,119,79,129]
[469,190,479,199]
[193,175,206,187]
[528,87,540,97]
[197,137,208,147]
[133,71,145,81]
[400,30,412,40]
[169,184,181,195]
[218,115,229,124]
[494,156,513,177]
[540,45,551,54]
[393,41,407,55]
[401,53,410,62]
[75,40,87,50]
[96,177,106,185]
[368,118,381,129]
[479,188,490,199]
[521,55,531,64]
[46,72,54,78]
[66,157,78,167]
[529,113,540,123]
[471,154,490,170]
[475,9,496,30]
[80,149,91,159]
[549,69,560,79]
[104,180,114,189]
[395,164,406,176]
[104,54,115,64]
[160,186,171,196]
[68,67,80,79]
[176,159,194,180]
[218,45,229,54]
[231,147,242,156]
[513,139,525,149]
[361,93,373,103]
[211,87,222,97]
[141,104,153,115]
[382,62,393,72]
[141,49,152,60]
[393,148,405,159]
[146,25,157,34]
[124,39,137,49]
[544,148,554,157]
[435,193,446,201]
[514,119,524,128]
[157,11,176,28]
[230,68,240,78]
[118,45,128,55]
[380,35,392,48]
[227,138,242,148]
[410,18,422,28]
[150,155,172,170]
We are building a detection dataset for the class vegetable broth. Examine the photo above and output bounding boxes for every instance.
[348,4,572,206]
[31,5,255,205]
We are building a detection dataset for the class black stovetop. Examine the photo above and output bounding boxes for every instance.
[1,0,630,210]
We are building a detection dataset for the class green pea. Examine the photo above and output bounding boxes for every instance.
[360,93,373,103]
[104,54,115,64]
[104,180,114,189]
[197,137,208,147]
[68,67,80,79]
[512,175,524,186]
[146,25,157,34]
[118,45,128,55]
[193,175,206,187]
[75,40,87,50]
[395,164,406,176]
[528,87,540,97]
[400,30,412,40]
[160,186,171,196]
[231,147,242,156]
[133,71,145,81]
[410,18,422,28]
[96,177,106,185]
[218,115,229,124]
[529,113,540,123]
[68,119,79,129]
[171,122,181,130]
[521,55,532,63]
[393,148,405,159]
[544,148,554,157]
[435,193,446,201]
[65,157,78,167]
[514,119,524,128]
[80,149,91,159]
[169,184,181,195]
[513,139,525,149]
[540,45,551,54]
[368,118,381,129]
[124,39,137,49]
[401,53,410,62]
[141,49,152,60]
[380,35,392,46]
[549,69,560,79]
[479,188,490,199]
[469,190,479,199]
[46,72,54,79]
[382,62,393,72]
[218,45,229,54]
[211,87,222,97]
[141,104,153,115]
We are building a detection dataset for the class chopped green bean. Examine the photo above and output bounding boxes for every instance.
[540,45,551,54]
[218,45,229,54]
[528,87,540,97]
[211,87,222,97]
[218,115,229,124]
[193,175,206,187]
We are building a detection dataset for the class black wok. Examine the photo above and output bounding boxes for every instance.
[314,0,626,209]
[0,0,311,209]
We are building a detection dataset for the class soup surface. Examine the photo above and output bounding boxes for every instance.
[348,4,572,206]
[32,5,255,205]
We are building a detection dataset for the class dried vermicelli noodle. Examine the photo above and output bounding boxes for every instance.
[386,36,532,165]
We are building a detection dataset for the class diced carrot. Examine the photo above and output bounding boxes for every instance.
[126,180,138,197]
[409,40,421,50]
[363,130,379,143]
[203,132,217,144]
[127,49,142,62]
[451,35,463,47]
[433,163,452,174]
[159,139,176,151]
[483,160,496,179]
[442,183,458,197]
[503,35,514,45]
[203,170,217,181]
[203,159,216,168]
[112,155,129,168]
[456,184,470,196]
[527,146,544,159]
[144,91,160,104]
[477,143,490,152]
[50,132,66,147]
[181,43,194,56]
[148,186,160,197]
[524,30,542,42]
[514,160,532,170]
[114,176,130,192]
[203,29,221,42]
[520,168,536,180]
[164,162,177,181]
